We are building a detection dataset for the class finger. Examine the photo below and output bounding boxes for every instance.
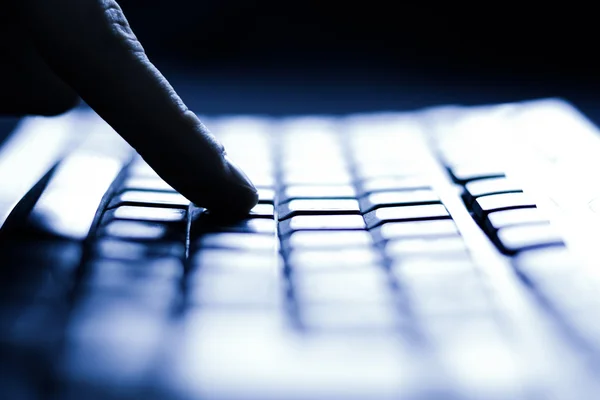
[19,0,258,214]
[0,5,78,116]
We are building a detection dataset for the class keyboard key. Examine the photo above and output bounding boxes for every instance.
[300,304,401,331]
[285,231,373,250]
[121,176,175,192]
[372,220,459,242]
[108,190,189,209]
[250,203,275,218]
[512,246,577,271]
[279,215,366,235]
[391,258,476,278]
[496,223,564,254]
[100,220,182,241]
[294,270,392,304]
[280,185,356,203]
[194,233,277,252]
[364,204,450,229]
[106,206,187,223]
[359,176,431,196]
[277,199,361,220]
[86,259,183,291]
[449,165,505,184]
[464,177,522,205]
[190,249,281,273]
[192,213,276,235]
[288,248,383,270]
[257,188,276,204]
[281,171,353,185]
[93,239,185,261]
[359,189,440,213]
[484,208,548,232]
[472,192,536,220]
[190,273,281,308]
[385,237,468,259]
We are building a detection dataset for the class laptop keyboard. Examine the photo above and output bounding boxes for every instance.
[2,104,600,399]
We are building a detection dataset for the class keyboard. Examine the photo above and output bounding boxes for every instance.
[1,98,600,400]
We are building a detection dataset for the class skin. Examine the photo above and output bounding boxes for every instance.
[0,0,259,215]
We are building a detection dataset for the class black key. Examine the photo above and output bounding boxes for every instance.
[359,189,440,213]
[484,208,548,232]
[364,204,450,229]
[121,176,175,192]
[99,220,182,241]
[359,176,431,196]
[495,223,564,254]
[449,165,505,184]
[108,190,189,209]
[277,199,361,220]
[279,215,366,236]
[372,220,458,242]
[104,206,187,223]
[193,232,277,252]
[279,185,356,204]
[472,193,536,220]
[464,177,522,205]
[93,239,185,261]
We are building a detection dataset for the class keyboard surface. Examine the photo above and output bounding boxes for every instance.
[1,99,600,400]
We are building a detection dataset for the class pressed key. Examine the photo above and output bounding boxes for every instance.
[287,248,383,270]
[100,220,181,241]
[277,199,361,220]
[280,185,356,203]
[372,220,458,242]
[359,189,440,213]
[449,165,505,184]
[464,177,522,205]
[484,208,548,232]
[121,176,175,192]
[472,192,536,220]
[385,236,468,259]
[279,215,366,236]
[193,216,276,235]
[364,204,449,229]
[105,206,187,223]
[496,223,565,254]
[257,188,276,204]
[108,190,189,209]
[359,176,431,196]
[194,233,276,252]
[285,231,373,250]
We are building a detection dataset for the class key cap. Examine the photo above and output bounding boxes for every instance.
[294,270,392,304]
[108,190,189,209]
[284,231,373,250]
[472,192,536,220]
[364,204,450,229]
[359,176,431,196]
[121,176,175,192]
[281,171,353,185]
[99,220,182,241]
[189,273,281,308]
[484,208,548,232]
[464,177,522,205]
[288,248,383,270]
[385,236,469,259]
[280,185,356,204]
[93,239,185,261]
[190,249,281,273]
[496,223,565,254]
[257,188,276,204]
[87,258,183,287]
[449,165,505,184]
[104,206,187,223]
[279,215,366,236]
[391,258,476,278]
[277,199,361,220]
[300,304,401,331]
[194,233,277,252]
[193,215,276,235]
[372,220,459,242]
[250,203,275,218]
[359,189,440,213]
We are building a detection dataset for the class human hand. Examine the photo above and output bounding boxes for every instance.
[0,0,258,215]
